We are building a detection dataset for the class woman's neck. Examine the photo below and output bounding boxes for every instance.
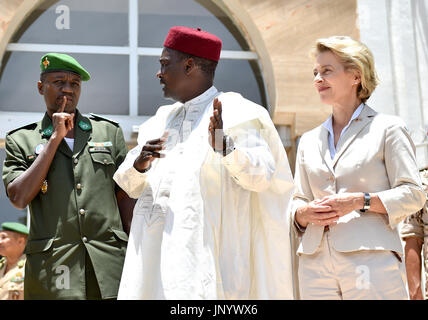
[331,97,362,129]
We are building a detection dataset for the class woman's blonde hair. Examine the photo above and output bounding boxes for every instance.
[311,36,379,103]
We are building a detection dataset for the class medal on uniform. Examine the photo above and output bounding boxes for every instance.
[41,180,48,194]
[11,272,24,283]
[34,143,45,155]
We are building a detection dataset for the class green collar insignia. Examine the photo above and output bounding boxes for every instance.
[42,125,53,138]
[17,260,25,268]
[78,120,92,131]
[0,257,5,270]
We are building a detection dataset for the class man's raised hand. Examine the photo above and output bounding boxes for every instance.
[208,98,224,152]
[52,96,74,139]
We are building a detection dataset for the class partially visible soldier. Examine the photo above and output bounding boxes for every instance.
[401,169,428,300]
[0,222,29,300]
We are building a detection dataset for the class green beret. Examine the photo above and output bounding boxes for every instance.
[40,53,90,81]
[1,222,29,235]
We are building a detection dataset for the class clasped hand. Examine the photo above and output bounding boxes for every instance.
[296,193,362,227]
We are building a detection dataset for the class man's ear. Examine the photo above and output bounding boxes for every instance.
[37,81,44,95]
[184,58,196,75]
[17,236,25,246]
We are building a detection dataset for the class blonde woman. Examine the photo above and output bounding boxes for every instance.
[293,36,426,299]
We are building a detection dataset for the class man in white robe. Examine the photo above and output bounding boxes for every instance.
[113,26,296,299]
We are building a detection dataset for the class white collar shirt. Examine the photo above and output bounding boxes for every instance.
[322,103,365,159]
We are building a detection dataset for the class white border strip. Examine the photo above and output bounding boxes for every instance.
[220,50,258,60]
[7,43,258,60]
[137,47,162,56]
[128,0,139,116]
[7,43,130,55]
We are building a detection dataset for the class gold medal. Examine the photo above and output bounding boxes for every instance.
[41,180,48,194]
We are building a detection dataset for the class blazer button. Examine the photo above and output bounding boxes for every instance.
[82,237,88,243]
[79,208,85,215]
[76,183,82,190]
[74,158,78,164]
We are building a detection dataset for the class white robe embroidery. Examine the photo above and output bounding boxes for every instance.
[114,87,296,299]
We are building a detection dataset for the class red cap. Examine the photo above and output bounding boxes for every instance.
[163,26,222,62]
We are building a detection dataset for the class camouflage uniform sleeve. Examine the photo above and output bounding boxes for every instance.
[2,134,29,193]
[114,126,128,169]
[400,206,425,240]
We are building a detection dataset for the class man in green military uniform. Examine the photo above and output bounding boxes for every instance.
[2,53,133,299]
[0,222,28,300]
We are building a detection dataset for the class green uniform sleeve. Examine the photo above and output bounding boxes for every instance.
[114,126,128,168]
[2,135,28,193]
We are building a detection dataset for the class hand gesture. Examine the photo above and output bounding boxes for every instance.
[208,98,224,152]
[134,131,168,172]
[52,96,74,139]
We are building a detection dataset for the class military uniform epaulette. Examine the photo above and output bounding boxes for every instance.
[89,113,119,127]
[6,122,38,136]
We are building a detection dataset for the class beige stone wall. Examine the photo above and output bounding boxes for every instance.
[216,0,359,169]
[0,0,44,65]
[0,0,23,52]
[0,0,24,37]
[222,0,359,134]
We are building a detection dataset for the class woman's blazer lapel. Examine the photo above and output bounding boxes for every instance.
[331,105,377,169]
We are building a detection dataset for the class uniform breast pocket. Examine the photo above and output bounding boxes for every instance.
[89,149,115,166]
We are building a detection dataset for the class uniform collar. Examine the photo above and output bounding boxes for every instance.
[40,109,92,139]
[40,109,93,158]
[0,254,25,271]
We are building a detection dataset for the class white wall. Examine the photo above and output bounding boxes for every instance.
[358,0,428,169]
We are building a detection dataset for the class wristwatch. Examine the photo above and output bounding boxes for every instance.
[214,135,235,156]
[360,192,371,212]
[223,135,235,156]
